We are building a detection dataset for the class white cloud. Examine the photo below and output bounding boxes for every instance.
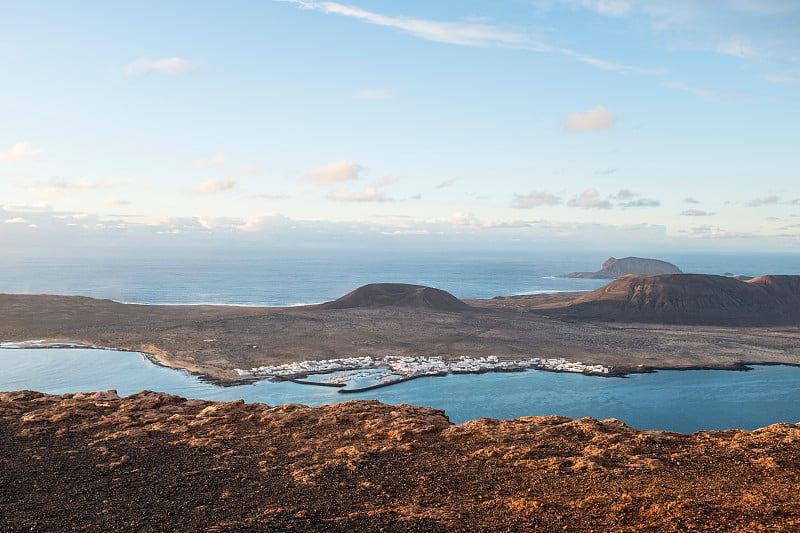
[716,37,759,59]
[252,192,286,200]
[661,80,742,104]
[193,178,237,195]
[620,198,660,208]
[277,0,659,75]
[2,203,52,212]
[377,175,400,187]
[564,105,615,132]
[0,142,43,162]
[354,89,394,99]
[194,155,226,168]
[104,198,130,206]
[685,225,754,239]
[435,212,532,229]
[684,197,700,204]
[567,188,613,209]
[681,209,713,216]
[4,217,28,224]
[766,71,800,85]
[436,178,459,189]
[124,57,193,76]
[327,185,393,203]
[306,159,362,183]
[30,178,129,197]
[610,189,636,200]
[511,192,561,208]
[278,0,530,48]
[746,195,781,207]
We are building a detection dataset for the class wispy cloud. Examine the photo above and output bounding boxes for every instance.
[511,192,561,208]
[193,178,237,195]
[661,80,743,104]
[766,71,800,86]
[305,159,362,184]
[610,189,635,200]
[4,217,28,224]
[436,178,459,189]
[30,178,129,197]
[620,198,660,208]
[595,167,618,175]
[327,185,394,203]
[746,195,781,207]
[194,154,226,168]
[277,0,530,47]
[0,142,43,162]
[436,212,533,229]
[684,197,700,204]
[124,57,193,76]
[104,198,130,206]
[567,188,613,209]
[681,209,714,216]
[685,225,754,239]
[276,0,660,75]
[716,36,759,59]
[327,175,400,203]
[564,105,615,131]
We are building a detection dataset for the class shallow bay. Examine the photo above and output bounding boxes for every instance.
[3,347,800,433]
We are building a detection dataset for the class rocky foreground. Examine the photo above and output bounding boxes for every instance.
[2,391,800,532]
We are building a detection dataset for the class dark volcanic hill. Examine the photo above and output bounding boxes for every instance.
[559,256,683,279]
[316,283,472,312]
[539,274,800,325]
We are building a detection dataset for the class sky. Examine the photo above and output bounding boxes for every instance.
[2,0,800,253]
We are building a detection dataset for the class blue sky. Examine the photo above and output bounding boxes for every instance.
[2,0,799,251]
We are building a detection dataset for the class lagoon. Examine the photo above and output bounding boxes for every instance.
[2,347,800,434]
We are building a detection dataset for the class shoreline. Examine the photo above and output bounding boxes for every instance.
[4,340,800,393]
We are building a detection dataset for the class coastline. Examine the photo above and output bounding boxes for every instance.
[3,291,800,391]
[5,339,800,393]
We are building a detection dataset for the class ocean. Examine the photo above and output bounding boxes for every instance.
[2,248,800,431]
[2,248,798,305]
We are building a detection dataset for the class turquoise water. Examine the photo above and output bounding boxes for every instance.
[2,348,799,434]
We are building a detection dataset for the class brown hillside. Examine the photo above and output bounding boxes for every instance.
[3,391,800,532]
[537,274,800,325]
[316,283,472,312]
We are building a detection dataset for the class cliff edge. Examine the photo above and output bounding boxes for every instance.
[2,390,800,531]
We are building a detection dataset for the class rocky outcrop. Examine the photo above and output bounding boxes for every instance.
[2,390,800,531]
[316,283,472,312]
[560,256,683,279]
[540,274,800,325]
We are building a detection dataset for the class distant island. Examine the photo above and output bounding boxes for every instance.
[558,256,683,279]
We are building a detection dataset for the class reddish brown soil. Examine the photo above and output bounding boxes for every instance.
[2,391,800,532]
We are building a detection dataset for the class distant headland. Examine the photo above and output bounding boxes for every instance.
[558,256,683,279]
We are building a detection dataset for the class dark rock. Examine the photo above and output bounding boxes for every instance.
[559,256,683,279]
